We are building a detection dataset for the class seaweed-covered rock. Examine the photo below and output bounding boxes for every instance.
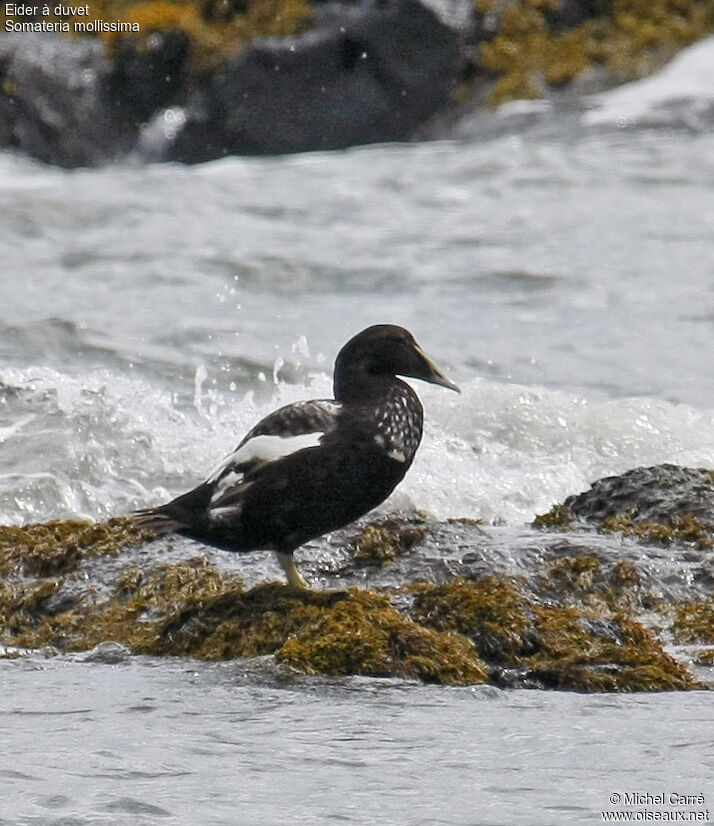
[545,0,613,31]
[563,465,714,526]
[277,589,488,684]
[411,576,535,662]
[469,0,714,105]
[411,577,696,691]
[161,0,460,161]
[0,511,708,690]
[673,597,714,645]
[0,0,460,165]
[534,465,714,551]
[0,517,150,577]
[522,605,695,692]
[0,549,488,684]
[352,520,426,566]
[2,0,713,165]
[473,0,611,43]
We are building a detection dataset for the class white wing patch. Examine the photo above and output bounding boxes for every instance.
[230,432,324,466]
[207,431,325,484]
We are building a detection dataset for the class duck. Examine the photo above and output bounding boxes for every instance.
[133,324,460,588]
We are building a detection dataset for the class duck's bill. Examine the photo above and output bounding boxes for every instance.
[414,345,461,394]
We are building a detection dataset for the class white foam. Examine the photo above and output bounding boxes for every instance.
[398,378,714,523]
[0,366,334,524]
[585,36,714,126]
[1,368,712,527]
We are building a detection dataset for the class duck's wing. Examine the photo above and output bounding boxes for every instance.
[205,399,342,523]
[133,399,342,534]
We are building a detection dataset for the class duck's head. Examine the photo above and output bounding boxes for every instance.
[334,324,460,401]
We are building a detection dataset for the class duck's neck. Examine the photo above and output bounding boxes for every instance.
[334,368,402,404]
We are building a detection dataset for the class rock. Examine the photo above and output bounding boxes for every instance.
[0,509,711,688]
[533,465,714,555]
[545,0,613,32]
[106,30,191,124]
[78,641,131,664]
[162,0,460,163]
[562,465,714,527]
[0,33,126,167]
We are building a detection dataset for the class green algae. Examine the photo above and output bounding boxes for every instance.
[411,576,534,663]
[672,597,714,645]
[598,512,713,550]
[0,517,150,578]
[277,589,488,685]
[410,573,696,691]
[532,503,574,530]
[475,0,714,105]
[353,522,426,567]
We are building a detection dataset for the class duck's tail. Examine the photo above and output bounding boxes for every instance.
[132,506,186,535]
[132,482,213,536]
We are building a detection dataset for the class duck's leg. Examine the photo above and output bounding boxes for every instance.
[276,551,309,589]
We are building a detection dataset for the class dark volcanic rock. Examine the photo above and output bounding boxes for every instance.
[106,30,191,124]
[562,465,714,527]
[163,0,460,163]
[0,33,127,167]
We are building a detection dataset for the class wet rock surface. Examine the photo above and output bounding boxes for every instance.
[534,465,714,555]
[106,29,191,125]
[1,464,712,690]
[557,464,714,527]
[0,33,128,167]
[161,0,460,162]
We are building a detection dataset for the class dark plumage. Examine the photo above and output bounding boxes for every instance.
[133,324,460,588]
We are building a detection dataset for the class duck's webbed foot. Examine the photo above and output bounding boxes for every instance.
[276,551,309,590]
